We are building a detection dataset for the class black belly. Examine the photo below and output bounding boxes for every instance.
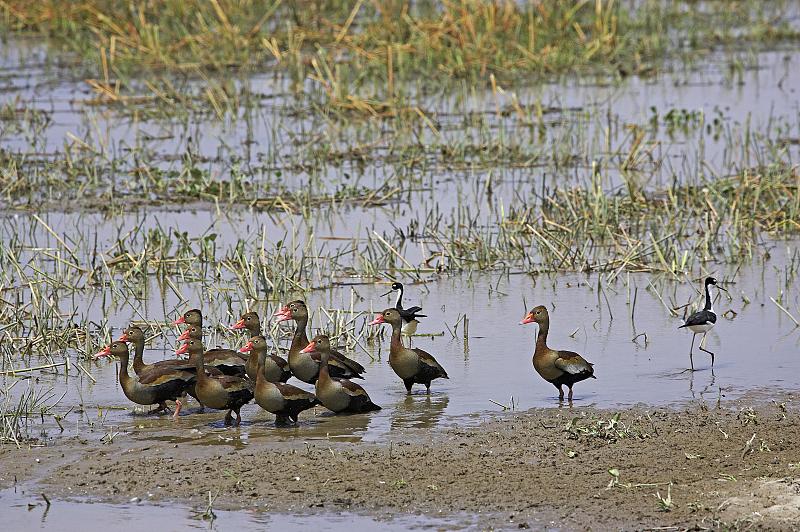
[550,371,593,388]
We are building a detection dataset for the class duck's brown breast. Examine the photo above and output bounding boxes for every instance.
[290,352,319,383]
[532,349,563,381]
[255,381,286,412]
[315,379,349,412]
[389,348,420,379]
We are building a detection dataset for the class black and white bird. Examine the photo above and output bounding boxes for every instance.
[381,282,426,336]
[679,276,724,370]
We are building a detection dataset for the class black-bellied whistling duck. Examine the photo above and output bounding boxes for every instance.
[173,308,202,328]
[237,335,291,383]
[273,300,365,383]
[381,282,426,335]
[176,339,253,425]
[231,311,262,335]
[303,335,380,413]
[679,276,724,370]
[118,325,188,376]
[231,313,291,382]
[177,326,247,376]
[117,324,227,412]
[240,339,318,424]
[520,306,595,401]
[370,308,448,393]
[95,342,194,419]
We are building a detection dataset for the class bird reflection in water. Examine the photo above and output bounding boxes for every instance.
[391,394,449,431]
[298,411,374,443]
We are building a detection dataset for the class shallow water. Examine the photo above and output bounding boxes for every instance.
[2,13,800,532]
[1,29,799,447]
[3,243,798,447]
[2,36,799,210]
[0,486,468,531]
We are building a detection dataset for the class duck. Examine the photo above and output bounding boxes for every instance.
[273,300,366,383]
[303,335,381,413]
[176,339,253,425]
[230,311,262,335]
[520,305,595,401]
[381,282,426,335]
[177,325,247,376]
[230,312,291,382]
[369,308,448,393]
[679,276,723,370]
[94,341,194,418]
[240,338,318,424]
[117,325,195,376]
[173,308,202,328]
[117,324,229,411]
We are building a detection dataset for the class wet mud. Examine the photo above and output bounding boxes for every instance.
[1,396,798,530]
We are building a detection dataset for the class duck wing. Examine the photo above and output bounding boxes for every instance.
[206,347,247,362]
[335,379,368,397]
[330,348,366,375]
[138,366,194,386]
[336,379,381,412]
[554,351,595,378]
[272,382,314,400]
[216,375,254,393]
[412,348,448,379]
[269,354,289,370]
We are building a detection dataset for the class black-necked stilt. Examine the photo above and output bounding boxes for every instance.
[381,282,426,336]
[679,277,725,370]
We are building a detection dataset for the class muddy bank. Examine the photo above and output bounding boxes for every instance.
[1,397,798,530]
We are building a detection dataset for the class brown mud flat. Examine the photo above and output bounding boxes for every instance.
[1,397,799,531]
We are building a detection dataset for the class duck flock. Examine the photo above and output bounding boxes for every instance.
[94,278,723,425]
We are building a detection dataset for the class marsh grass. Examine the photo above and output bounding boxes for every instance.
[0,2,798,441]
[0,380,64,447]
[2,0,799,115]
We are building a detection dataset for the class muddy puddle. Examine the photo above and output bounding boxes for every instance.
[0,485,468,531]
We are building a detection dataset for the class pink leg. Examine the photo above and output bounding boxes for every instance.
[172,399,182,420]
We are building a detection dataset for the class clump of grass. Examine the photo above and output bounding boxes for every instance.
[654,483,673,511]
[0,381,64,447]
[564,412,647,442]
[414,161,800,275]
